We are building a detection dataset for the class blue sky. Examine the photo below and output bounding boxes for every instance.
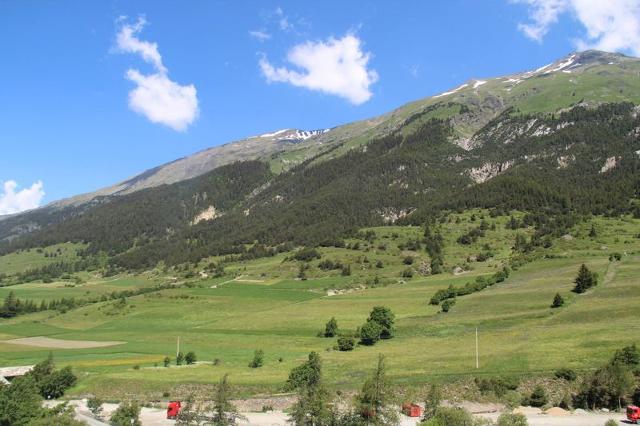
[1,0,639,212]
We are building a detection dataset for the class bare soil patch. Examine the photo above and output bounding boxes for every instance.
[4,336,125,349]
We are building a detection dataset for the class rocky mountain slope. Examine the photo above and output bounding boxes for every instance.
[1,50,639,259]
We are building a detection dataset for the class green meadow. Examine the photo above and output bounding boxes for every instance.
[0,211,639,399]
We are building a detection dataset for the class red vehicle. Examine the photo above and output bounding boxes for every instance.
[628,405,640,424]
[167,401,182,420]
[402,402,423,418]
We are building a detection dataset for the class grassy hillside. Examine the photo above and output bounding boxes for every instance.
[0,211,638,399]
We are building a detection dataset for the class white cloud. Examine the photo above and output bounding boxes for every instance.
[515,0,640,55]
[115,17,199,131]
[259,34,378,105]
[249,29,271,41]
[0,180,45,215]
[275,7,293,31]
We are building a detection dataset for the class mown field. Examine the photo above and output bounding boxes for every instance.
[0,211,638,400]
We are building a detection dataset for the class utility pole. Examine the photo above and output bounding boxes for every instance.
[177,336,180,358]
[475,327,479,369]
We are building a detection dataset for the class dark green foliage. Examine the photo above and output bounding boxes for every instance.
[551,293,565,308]
[402,256,414,265]
[294,247,321,262]
[573,264,598,293]
[554,368,577,381]
[423,383,442,420]
[430,267,510,305]
[359,320,382,346]
[375,260,384,269]
[476,376,519,397]
[185,351,197,365]
[87,396,103,418]
[441,298,455,313]
[0,375,43,425]
[163,356,171,367]
[611,344,639,368]
[497,413,528,426]
[38,366,77,399]
[609,252,622,261]
[249,350,264,368]
[176,352,184,366]
[401,268,413,278]
[212,374,243,426]
[589,224,597,238]
[337,337,355,352]
[287,352,331,426]
[421,407,474,426]
[527,385,548,407]
[341,264,352,276]
[576,363,635,409]
[324,317,338,338]
[356,355,398,425]
[110,401,141,426]
[367,306,395,339]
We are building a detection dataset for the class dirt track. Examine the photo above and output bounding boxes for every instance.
[4,336,125,349]
[57,400,630,426]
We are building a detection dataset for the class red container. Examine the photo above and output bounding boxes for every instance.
[628,405,640,424]
[402,403,423,417]
[167,401,182,419]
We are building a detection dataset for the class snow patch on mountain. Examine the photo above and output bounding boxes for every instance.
[259,129,289,138]
[473,80,487,89]
[600,156,618,173]
[433,83,468,98]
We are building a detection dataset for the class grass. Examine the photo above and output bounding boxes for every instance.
[0,212,639,400]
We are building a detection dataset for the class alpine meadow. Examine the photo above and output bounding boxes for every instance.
[2,3,640,425]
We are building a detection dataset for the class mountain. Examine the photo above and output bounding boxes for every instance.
[1,50,639,266]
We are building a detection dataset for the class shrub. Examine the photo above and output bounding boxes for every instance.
[359,320,382,346]
[176,352,184,365]
[110,401,141,426]
[185,351,197,365]
[554,367,577,381]
[87,397,103,418]
[367,306,395,339]
[401,268,413,278]
[497,413,528,426]
[403,256,414,265]
[422,407,475,426]
[163,356,171,367]
[249,350,264,368]
[551,293,565,308]
[38,366,77,399]
[576,363,635,409]
[294,247,321,262]
[441,299,455,313]
[324,317,338,337]
[337,337,355,351]
[609,252,622,261]
[611,344,639,368]
[528,385,548,408]
[375,260,384,269]
[604,420,617,426]
[476,376,519,397]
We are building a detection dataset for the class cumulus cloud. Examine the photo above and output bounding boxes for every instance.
[259,34,378,105]
[115,17,199,131]
[0,180,45,215]
[515,0,640,56]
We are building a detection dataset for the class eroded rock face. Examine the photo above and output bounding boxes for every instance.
[377,207,414,224]
[191,205,218,225]
[599,156,618,173]
[468,160,514,184]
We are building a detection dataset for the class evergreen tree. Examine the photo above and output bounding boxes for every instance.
[324,317,338,338]
[573,264,597,293]
[357,354,398,425]
[423,383,441,420]
[110,401,141,426]
[176,352,185,366]
[0,291,18,318]
[589,224,597,238]
[249,350,264,368]
[368,306,395,339]
[288,352,331,426]
[212,375,244,426]
[359,320,382,346]
[551,293,565,308]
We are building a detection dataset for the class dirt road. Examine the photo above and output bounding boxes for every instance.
[56,400,629,425]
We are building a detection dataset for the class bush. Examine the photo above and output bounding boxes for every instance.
[441,299,455,313]
[163,356,171,367]
[294,247,321,262]
[576,363,635,409]
[38,366,77,399]
[555,367,577,381]
[604,420,617,426]
[176,352,184,365]
[249,350,264,368]
[476,376,519,397]
[367,306,395,339]
[497,412,528,426]
[527,385,548,408]
[359,320,382,346]
[551,293,565,308]
[110,401,141,426]
[611,344,639,368]
[403,256,414,265]
[337,337,355,351]
[185,351,197,365]
[422,407,475,426]
[401,268,413,278]
[87,397,103,418]
[324,317,338,337]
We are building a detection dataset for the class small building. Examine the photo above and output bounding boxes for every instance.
[0,365,34,385]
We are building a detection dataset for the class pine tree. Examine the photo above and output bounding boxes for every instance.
[324,317,338,338]
[212,375,244,426]
[288,352,330,426]
[551,293,565,308]
[573,264,597,293]
[357,354,398,425]
[589,225,597,238]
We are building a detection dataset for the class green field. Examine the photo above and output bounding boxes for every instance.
[0,212,639,400]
